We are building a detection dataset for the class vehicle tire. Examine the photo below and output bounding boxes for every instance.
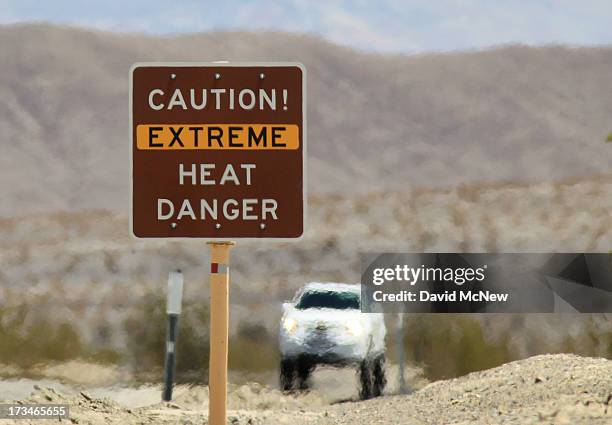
[280,358,296,392]
[359,359,373,400]
[296,356,314,390]
[372,354,386,397]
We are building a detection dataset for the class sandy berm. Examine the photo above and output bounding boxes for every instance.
[0,354,610,424]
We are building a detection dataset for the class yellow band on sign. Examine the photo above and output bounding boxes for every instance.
[136,124,299,150]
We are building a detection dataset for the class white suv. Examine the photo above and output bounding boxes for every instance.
[279,282,386,399]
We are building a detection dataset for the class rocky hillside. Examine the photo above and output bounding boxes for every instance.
[1,24,612,216]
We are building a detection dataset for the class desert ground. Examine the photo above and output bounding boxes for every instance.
[0,354,610,424]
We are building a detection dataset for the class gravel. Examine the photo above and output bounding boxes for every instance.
[1,354,610,424]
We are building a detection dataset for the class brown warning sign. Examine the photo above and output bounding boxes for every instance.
[130,63,306,239]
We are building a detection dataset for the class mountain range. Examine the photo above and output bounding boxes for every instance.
[1,24,611,216]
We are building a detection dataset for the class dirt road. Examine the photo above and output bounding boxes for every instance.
[1,354,610,424]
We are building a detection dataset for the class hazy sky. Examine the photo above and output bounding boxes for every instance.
[1,0,611,53]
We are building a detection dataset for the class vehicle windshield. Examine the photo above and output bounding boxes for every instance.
[296,290,360,310]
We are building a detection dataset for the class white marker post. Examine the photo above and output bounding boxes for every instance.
[163,270,184,401]
[397,309,408,394]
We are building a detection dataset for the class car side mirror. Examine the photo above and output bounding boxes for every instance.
[282,302,293,312]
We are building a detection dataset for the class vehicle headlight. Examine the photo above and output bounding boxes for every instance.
[283,318,298,334]
[345,321,362,336]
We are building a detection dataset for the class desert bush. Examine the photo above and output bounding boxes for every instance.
[122,295,280,382]
[402,315,513,380]
[401,314,611,381]
[229,322,279,373]
[122,293,210,382]
[0,306,83,369]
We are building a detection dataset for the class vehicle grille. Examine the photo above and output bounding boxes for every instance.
[303,323,332,351]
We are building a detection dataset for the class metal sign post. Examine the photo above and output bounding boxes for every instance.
[207,241,234,425]
[130,63,306,423]
[163,270,184,401]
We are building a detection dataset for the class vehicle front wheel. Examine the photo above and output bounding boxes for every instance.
[296,356,314,390]
[280,358,296,392]
[372,354,386,397]
[359,359,373,400]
